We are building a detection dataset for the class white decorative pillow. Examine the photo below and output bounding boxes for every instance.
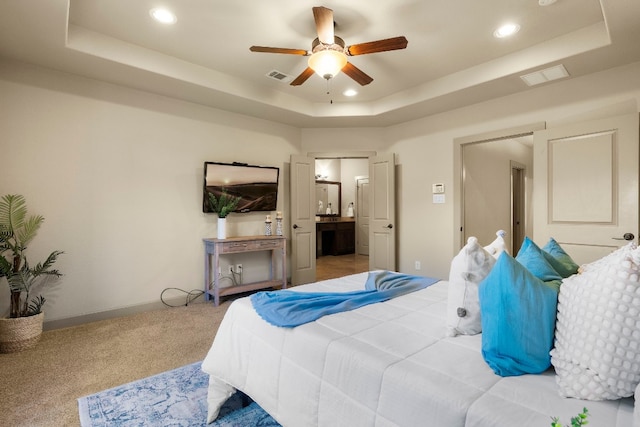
[578,241,638,273]
[550,254,640,400]
[446,237,496,337]
[483,230,508,259]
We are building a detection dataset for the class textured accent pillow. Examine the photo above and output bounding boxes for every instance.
[446,237,496,337]
[541,238,579,277]
[483,230,508,259]
[479,252,560,377]
[578,241,638,274]
[515,237,563,282]
[550,254,640,400]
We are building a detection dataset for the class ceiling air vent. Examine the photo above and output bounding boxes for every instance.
[265,70,292,83]
[520,64,569,87]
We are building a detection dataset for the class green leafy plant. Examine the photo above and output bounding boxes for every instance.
[551,407,589,427]
[207,190,241,218]
[0,194,63,318]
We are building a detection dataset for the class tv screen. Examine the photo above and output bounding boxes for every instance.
[203,162,279,213]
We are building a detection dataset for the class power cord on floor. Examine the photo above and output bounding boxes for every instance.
[160,288,205,307]
[159,271,242,307]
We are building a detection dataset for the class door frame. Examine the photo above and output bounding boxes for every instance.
[453,122,545,253]
[301,151,376,282]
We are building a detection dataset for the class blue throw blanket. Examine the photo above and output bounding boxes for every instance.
[250,271,439,327]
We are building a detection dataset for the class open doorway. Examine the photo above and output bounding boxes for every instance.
[314,157,370,281]
[460,134,533,254]
[291,152,395,285]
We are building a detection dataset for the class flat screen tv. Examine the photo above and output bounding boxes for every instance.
[203,162,279,213]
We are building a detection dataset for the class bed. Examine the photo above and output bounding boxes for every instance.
[202,270,636,426]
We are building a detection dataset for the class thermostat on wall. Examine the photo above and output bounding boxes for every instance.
[432,183,445,194]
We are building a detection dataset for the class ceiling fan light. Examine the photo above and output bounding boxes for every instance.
[308,50,348,80]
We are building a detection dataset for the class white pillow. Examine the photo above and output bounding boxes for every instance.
[483,230,508,259]
[578,241,638,273]
[446,237,496,337]
[550,254,640,400]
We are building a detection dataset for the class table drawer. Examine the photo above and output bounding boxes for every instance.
[220,241,253,253]
[253,239,282,250]
[219,238,282,253]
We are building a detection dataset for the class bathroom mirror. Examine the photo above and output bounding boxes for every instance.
[315,180,341,216]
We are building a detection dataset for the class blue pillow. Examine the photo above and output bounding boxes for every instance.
[479,252,560,376]
[515,237,563,282]
[542,237,579,278]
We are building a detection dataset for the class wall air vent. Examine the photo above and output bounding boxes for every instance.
[520,64,569,86]
[265,70,292,83]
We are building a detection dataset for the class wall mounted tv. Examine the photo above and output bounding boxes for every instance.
[203,162,280,213]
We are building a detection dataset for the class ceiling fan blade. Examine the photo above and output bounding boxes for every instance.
[290,67,315,86]
[342,62,373,86]
[250,46,308,55]
[347,36,408,56]
[312,6,334,44]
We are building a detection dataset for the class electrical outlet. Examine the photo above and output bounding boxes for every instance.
[227,265,234,274]
[415,261,421,270]
[236,264,243,273]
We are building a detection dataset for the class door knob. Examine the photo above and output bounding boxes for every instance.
[293,224,300,229]
[385,224,393,229]
[612,233,635,241]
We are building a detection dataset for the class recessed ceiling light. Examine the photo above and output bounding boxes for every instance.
[343,89,358,97]
[539,0,557,6]
[493,23,520,38]
[150,8,177,24]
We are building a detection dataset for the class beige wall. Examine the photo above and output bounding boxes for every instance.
[0,61,301,323]
[303,61,640,279]
[2,58,640,323]
[392,64,640,278]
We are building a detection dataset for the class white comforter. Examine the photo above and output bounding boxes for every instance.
[202,272,635,426]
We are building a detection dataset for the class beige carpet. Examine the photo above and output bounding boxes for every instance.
[0,301,231,427]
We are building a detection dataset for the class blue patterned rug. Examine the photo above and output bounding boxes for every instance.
[78,361,281,426]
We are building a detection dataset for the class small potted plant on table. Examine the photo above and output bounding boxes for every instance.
[207,190,241,239]
[0,194,63,353]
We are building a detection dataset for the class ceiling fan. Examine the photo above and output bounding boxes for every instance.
[249,6,408,86]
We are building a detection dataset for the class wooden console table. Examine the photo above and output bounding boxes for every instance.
[203,235,287,306]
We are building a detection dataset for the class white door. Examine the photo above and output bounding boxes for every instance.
[356,177,369,255]
[290,155,316,285]
[369,153,396,271]
[533,113,639,265]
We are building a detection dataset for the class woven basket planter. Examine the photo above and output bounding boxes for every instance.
[0,312,44,353]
